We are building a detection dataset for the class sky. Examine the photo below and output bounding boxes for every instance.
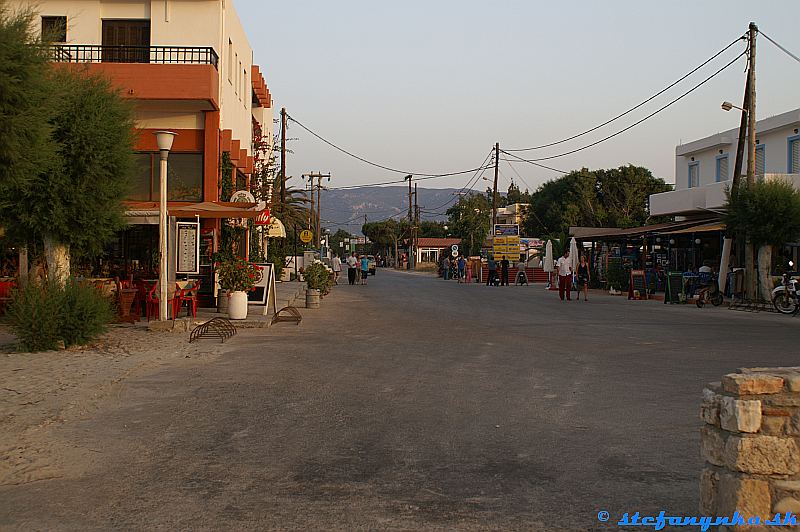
[238,0,800,197]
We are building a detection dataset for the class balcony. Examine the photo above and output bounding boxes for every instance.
[49,44,220,110]
[49,44,219,69]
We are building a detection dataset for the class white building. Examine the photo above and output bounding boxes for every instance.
[650,108,800,218]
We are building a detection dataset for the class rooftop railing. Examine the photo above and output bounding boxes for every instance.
[49,44,219,70]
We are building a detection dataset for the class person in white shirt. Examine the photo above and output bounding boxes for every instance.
[331,254,342,285]
[556,250,573,301]
[346,252,358,285]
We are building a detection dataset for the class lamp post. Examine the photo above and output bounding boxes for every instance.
[154,131,177,321]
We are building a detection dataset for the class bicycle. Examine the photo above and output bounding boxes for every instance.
[695,272,723,308]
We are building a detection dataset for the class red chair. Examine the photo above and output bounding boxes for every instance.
[145,282,178,321]
[175,279,202,318]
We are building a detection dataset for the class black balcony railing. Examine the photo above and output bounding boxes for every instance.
[49,44,219,70]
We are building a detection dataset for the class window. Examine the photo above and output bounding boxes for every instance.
[101,19,150,62]
[789,135,800,174]
[715,155,729,182]
[755,144,765,177]
[130,153,203,202]
[227,39,233,83]
[234,53,239,95]
[41,16,67,42]
[243,69,247,106]
[688,162,699,188]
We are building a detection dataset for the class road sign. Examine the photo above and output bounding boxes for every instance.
[451,244,459,252]
[451,250,458,257]
[299,229,313,243]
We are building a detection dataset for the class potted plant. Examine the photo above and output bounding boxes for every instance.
[216,258,262,319]
[304,260,332,308]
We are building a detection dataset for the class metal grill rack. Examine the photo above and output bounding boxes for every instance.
[189,317,237,343]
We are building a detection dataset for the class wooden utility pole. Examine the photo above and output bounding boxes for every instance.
[413,183,418,269]
[302,172,330,247]
[405,175,412,268]
[492,142,499,233]
[280,108,287,208]
[745,22,758,300]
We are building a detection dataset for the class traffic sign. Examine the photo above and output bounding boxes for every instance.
[299,229,313,243]
[451,244,459,252]
[451,250,458,257]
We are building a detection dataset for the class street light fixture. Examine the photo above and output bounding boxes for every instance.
[153,130,177,321]
[721,101,747,113]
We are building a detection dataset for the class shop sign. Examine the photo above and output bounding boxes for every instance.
[176,221,200,274]
[254,209,271,226]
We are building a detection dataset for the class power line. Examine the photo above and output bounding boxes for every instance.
[759,29,800,64]
[503,157,534,192]
[499,154,567,174]
[286,113,493,178]
[325,166,494,190]
[500,50,747,163]
[421,149,494,213]
[505,34,746,152]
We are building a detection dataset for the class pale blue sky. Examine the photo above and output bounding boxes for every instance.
[238,1,800,193]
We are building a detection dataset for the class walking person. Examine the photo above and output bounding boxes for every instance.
[457,255,466,283]
[577,255,590,301]
[500,256,510,286]
[331,253,342,285]
[442,256,450,280]
[360,254,369,285]
[486,256,497,286]
[556,250,573,301]
[346,252,358,285]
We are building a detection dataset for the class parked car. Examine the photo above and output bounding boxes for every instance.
[367,255,377,275]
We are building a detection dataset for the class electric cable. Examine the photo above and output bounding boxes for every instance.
[499,155,567,174]
[501,50,747,163]
[421,150,494,213]
[758,30,800,64]
[287,113,494,178]
[505,34,747,152]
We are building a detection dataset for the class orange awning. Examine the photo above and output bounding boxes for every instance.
[169,201,259,219]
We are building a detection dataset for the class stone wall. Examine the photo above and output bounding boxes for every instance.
[700,367,800,524]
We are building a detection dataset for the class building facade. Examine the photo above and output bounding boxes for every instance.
[650,108,800,218]
[12,0,274,301]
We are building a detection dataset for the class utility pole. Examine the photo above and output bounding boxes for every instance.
[302,172,331,247]
[491,142,499,234]
[413,183,419,270]
[280,108,287,208]
[745,22,758,300]
[405,174,413,269]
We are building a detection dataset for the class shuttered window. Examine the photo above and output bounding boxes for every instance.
[790,138,800,174]
[755,145,765,177]
[688,162,699,188]
[716,155,729,182]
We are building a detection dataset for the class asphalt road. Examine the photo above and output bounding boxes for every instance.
[3,269,800,530]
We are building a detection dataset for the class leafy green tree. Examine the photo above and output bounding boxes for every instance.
[522,165,670,236]
[4,68,135,282]
[725,179,800,299]
[328,229,352,255]
[419,220,447,238]
[446,193,491,256]
[362,219,410,263]
[0,7,55,239]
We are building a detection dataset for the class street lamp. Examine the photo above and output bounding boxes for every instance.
[154,130,177,321]
[721,101,747,113]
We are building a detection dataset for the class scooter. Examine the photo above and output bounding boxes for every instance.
[771,261,800,315]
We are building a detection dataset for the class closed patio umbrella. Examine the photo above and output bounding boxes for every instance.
[569,237,579,270]
[543,240,554,272]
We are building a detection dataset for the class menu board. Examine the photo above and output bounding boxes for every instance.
[176,221,200,274]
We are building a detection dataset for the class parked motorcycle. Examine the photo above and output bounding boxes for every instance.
[771,261,800,315]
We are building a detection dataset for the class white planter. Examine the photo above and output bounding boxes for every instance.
[228,290,248,320]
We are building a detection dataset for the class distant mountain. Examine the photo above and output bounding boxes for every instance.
[320,186,482,234]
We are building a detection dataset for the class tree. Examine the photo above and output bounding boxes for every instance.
[419,220,447,238]
[446,193,491,256]
[0,7,56,252]
[724,179,800,300]
[362,219,410,264]
[3,64,135,283]
[522,165,670,236]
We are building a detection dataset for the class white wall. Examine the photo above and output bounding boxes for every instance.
[219,0,253,154]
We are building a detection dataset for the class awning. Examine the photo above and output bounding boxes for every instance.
[570,218,719,240]
[660,222,726,235]
[169,201,259,219]
[265,217,286,238]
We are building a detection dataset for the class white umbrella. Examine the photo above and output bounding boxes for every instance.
[569,237,579,271]
[543,240,554,272]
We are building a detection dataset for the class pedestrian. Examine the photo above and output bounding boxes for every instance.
[331,253,342,285]
[442,256,450,280]
[346,252,358,285]
[360,254,369,285]
[577,254,590,301]
[556,250,572,301]
[486,256,497,286]
[500,255,510,286]
[466,259,473,284]
[457,255,466,283]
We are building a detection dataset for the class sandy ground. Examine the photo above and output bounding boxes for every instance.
[0,323,234,487]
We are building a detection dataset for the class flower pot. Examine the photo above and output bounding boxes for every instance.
[228,290,248,319]
[217,289,229,313]
[306,288,320,309]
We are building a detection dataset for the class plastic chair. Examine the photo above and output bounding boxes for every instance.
[145,282,177,321]
[176,279,202,318]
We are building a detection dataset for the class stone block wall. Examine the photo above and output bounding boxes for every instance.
[700,367,800,525]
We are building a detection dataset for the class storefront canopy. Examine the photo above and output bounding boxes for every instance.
[265,217,286,238]
[570,218,720,241]
[124,201,261,224]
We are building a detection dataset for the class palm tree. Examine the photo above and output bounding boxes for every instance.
[274,183,310,230]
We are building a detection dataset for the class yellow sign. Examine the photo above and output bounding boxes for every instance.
[493,236,520,258]
[299,229,313,243]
